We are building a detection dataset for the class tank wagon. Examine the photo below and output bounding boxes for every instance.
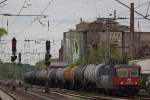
[24,63,141,95]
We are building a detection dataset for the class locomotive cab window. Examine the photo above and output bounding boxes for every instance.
[116,68,128,77]
[131,68,138,77]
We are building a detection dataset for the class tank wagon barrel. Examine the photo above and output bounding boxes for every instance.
[48,68,57,87]
[70,66,78,85]
[56,68,65,82]
[74,65,87,89]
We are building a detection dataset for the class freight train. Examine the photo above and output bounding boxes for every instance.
[24,63,141,95]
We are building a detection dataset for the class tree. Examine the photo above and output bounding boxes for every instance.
[83,42,126,64]
[0,28,7,62]
[35,60,46,70]
[0,28,7,37]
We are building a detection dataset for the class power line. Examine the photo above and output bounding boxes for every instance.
[9,0,27,29]
[0,13,48,17]
[115,0,150,20]
[17,0,54,35]
[17,0,27,15]
[52,0,90,29]
[0,0,7,5]
[117,1,150,17]
[145,1,150,17]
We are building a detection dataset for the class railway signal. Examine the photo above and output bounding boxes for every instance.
[12,37,17,53]
[46,40,50,53]
[45,40,51,66]
[11,37,17,62]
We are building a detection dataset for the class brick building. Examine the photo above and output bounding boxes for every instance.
[59,18,150,64]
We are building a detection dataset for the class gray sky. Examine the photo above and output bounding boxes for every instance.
[0,0,150,65]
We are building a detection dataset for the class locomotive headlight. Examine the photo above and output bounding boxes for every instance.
[134,82,138,85]
[120,82,124,85]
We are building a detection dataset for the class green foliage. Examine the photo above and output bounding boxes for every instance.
[0,28,7,37]
[74,58,80,65]
[0,62,35,80]
[83,43,127,64]
[140,74,147,89]
[110,44,122,59]
[69,59,80,68]
[35,60,46,70]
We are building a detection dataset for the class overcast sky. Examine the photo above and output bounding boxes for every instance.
[0,0,150,65]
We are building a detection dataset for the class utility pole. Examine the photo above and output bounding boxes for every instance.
[137,21,141,59]
[114,10,116,20]
[106,19,111,62]
[18,52,21,64]
[18,52,22,87]
[130,3,135,60]
[122,31,125,58]
[18,52,22,79]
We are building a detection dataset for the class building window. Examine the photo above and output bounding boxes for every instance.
[115,33,117,36]
[145,49,150,54]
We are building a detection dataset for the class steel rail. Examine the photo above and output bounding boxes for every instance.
[0,87,17,100]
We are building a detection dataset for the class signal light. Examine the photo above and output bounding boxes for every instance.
[46,40,50,53]
[12,37,17,53]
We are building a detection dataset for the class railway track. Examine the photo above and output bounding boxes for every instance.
[135,93,150,100]
[0,85,57,100]
[1,82,150,100]
[0,87,17,100]
[18,87,68,100]
[29,86,131,100]
[30,85,150,100]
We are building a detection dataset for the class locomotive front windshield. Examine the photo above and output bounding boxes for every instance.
[116,67,139,77]
[116,68,128,77]
[131,68,139,77]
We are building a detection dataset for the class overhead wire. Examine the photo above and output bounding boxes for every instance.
[116,0,150,30]
[52,0,92,30]
[115,0,150,20]
[48,0,105,59]
[52,0,105,29]
[117,1,150,17]
[17,0,27,15]
[17,0,54,35]
[145,1,150,17]
[8,0,27,32]
[0,0,7,5]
